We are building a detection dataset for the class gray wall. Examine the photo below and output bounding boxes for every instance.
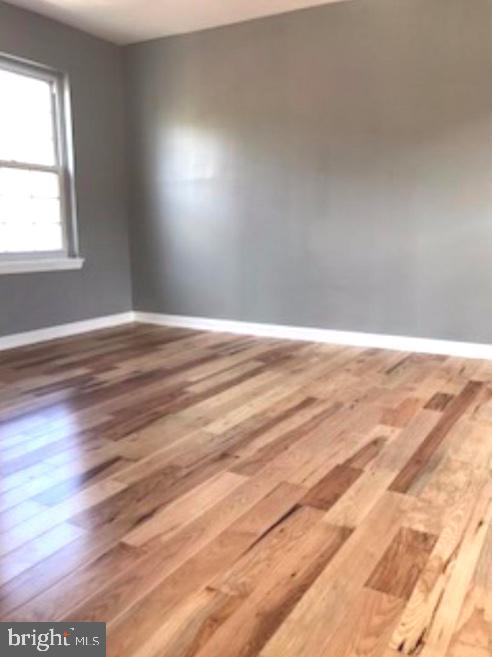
[126,0,492,343]
[0,1,132,336]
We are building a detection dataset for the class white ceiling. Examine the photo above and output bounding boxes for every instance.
[7,0,351,45]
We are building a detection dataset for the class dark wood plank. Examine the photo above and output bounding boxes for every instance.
[365,527,437,600]
[389,381,483,493]
[300,464,363,511]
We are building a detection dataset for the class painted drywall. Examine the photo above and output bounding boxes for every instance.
[0,1,132,336]
[126,0,492,344]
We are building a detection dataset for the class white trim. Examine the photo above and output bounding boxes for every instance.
[3,309,492,361]
[133,311,492,361]
[0,257,85,275]
[0,312,135,351]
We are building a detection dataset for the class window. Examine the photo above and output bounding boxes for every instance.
[0,55,82,274]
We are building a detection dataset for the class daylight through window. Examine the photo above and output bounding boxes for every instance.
[0,57,75,257]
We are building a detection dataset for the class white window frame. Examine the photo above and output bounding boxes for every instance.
[0,53,83,274]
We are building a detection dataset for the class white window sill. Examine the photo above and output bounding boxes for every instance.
[0,257,85,275]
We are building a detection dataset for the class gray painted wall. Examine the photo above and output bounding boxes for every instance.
[0,1,132,336]
[126,0,492,343]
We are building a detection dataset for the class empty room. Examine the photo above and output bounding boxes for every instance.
[0,0,491,655]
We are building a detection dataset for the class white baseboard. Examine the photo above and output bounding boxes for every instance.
[134,311,492,361]
[3,309,492,361]
[0,311,135,351]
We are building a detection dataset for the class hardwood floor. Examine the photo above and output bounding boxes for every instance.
[0,323,491,657]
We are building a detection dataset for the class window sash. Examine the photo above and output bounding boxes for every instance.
[0,54,77,260]
[0,161,68,258]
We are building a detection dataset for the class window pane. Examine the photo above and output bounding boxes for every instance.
[0,69,56,166]
[0,198,33,225]
[32,223,63,251]
[0,166,63,254]
[30,198,61,224]
[0,222,37,252]
[0,168,60,198]
[30,171,60,198]
[0,168,31,197]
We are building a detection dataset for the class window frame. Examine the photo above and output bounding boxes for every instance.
[0,53,81,270]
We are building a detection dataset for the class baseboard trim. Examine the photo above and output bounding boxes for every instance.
[3,310,492,360]
[0,312,135,351]
[134,311,492,361]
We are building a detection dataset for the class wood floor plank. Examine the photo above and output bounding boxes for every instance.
[122,471,247,547]
[258,492,408,657]
[20,481,302,628]
[389,473,491,655]
[186,521,351,657]
[321,588,406,657]
[102,483,309,657]
[300,463,363,511]
[446,521,492,656]
[389,381,484,493]
[365,527,438,600]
